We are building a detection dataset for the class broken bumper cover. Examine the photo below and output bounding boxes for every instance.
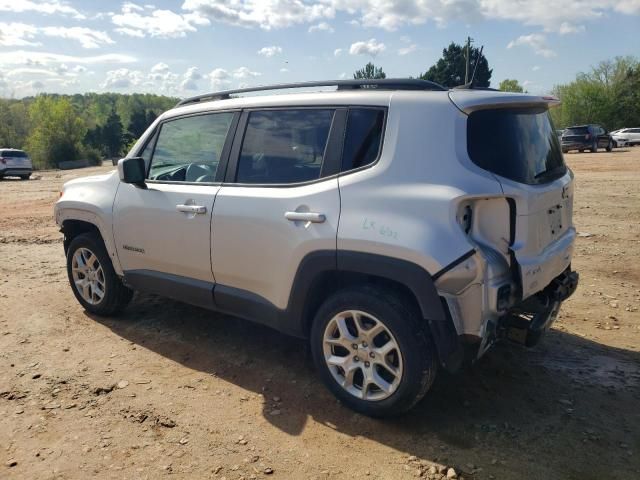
[501,267,579,347]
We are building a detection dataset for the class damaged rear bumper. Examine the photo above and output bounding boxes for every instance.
[500,267,579,347]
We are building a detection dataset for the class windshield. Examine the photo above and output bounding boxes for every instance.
[467,107,566,185]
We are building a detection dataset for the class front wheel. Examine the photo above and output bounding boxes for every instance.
[20,175,30,180]
[66,233,133,316]
[310,286,437,417]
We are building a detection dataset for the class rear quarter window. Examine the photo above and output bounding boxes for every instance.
[341,108,385,172]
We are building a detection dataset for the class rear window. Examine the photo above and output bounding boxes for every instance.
[1,150,28,158]
[467,107,566,185]
[564,127,588,135]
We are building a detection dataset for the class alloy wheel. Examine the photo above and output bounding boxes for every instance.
[71,247,106,305]
[322,310,403,401]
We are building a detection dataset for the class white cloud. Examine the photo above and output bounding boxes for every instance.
[181,66,202,90]
[398,44,417,55]
[349,38,386,56]
[0,50,136,67]
[178,1,639,33]
[112,2,210,38]
[333,48,343,57]
[0,22,39,47]
[507,34,556,58]
[257,46,282,57]
[232,67,260,79]
[532,65,540,71]
[182,0,334,30]
[308,22,334,33]
[0,23,113,49]
[101,68,145,89]
[558,22,585,34]
[40,26,114,48]
[150,62,170,74]
[280,67,289,73]
[0,0,84,19]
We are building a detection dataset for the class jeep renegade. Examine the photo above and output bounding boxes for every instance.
[55,79,579,416]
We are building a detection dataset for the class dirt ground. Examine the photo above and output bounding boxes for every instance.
[1,149,639,480]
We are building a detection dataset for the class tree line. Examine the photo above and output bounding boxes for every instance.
[355,43,638,131]
[0,93,176,169]
[1,41,637,170]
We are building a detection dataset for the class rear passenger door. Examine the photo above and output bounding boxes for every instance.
[211,108,345,313]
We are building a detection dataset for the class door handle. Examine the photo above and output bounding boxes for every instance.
[176,204,207,214]
[284,211,326,223]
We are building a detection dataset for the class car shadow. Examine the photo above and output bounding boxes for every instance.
[91,293,640,478]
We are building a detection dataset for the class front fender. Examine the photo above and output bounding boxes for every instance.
[54,171,122,275]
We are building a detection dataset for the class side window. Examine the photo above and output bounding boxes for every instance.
[341,108,385,172]
[148,112,234,182]
[236,109,334,184]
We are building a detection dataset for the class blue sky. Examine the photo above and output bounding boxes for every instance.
[0,0,638,98]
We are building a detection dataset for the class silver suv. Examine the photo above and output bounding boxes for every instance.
[0,148,32,180]
[55,80,579,416]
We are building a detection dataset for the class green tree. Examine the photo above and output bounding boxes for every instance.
[353,62,386,80]
[420,42,492,88]
[102,109,124,158]
[499,79,524,93]
[550,56,639,130]
[25,96,86,169]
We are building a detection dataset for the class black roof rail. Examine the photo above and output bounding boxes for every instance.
[175,78,446,107]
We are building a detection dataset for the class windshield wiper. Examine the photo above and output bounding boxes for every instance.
[534,165,566,180]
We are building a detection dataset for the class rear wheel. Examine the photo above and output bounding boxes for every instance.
[310,286,437,417]
[606,140,613,152]
[66,233,133,316]
[20,174,30,180]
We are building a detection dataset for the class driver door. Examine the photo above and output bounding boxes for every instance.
[113,111,238,301]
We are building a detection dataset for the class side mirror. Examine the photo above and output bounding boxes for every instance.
[117,157,147,188]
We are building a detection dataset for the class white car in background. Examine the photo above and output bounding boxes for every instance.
[612,128,640,147]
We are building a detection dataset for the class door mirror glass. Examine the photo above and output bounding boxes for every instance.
[118,157,147,188]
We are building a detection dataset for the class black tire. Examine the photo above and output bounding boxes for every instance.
[310,286,437,417]
[66,233,133,316]
[20,175,30,180]
[606,140,613,152]
[591,141,598,153]
[562,149,568,154]
[579,149,584,153]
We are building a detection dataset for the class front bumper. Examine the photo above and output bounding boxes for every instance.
[501,267,579,347]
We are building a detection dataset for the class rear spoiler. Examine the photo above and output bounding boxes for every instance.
[449,90,560,115]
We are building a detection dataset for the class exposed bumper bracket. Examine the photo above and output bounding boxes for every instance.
[501,267,578,347]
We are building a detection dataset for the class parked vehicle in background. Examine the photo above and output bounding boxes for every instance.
[0,149,32,180]
[55,79,579,417]
[612,128,640,147]
[561,125,613,153]
[556,129,564,142]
